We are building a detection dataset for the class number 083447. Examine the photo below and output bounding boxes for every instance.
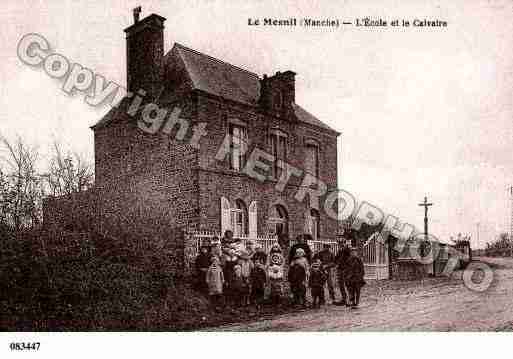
[9,342,40,351]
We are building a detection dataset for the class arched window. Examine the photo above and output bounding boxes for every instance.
[309,209,320,240]
[268,204,288,236]
[231,199,248,237]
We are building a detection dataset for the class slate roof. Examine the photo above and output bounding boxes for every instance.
[92,43,338,134]
[173,43,260,106]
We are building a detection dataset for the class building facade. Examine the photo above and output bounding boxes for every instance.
[45,11,341,249]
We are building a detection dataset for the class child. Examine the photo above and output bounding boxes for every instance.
[238,251,254,306]
[288,250,307,308]
[309,258,327,308]
[231,264,250,307]
[210,237,222,263]
[293,248,310,274]
[195,245,211,295]
[206,256,224,311]
[268,264,284,306]
[252,245,268,266]
[268,243,284,306]
[250,258,267,309]
[245,240,256,259]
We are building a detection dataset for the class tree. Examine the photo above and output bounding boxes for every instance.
[0,134,44,231]
[42,140,94,197]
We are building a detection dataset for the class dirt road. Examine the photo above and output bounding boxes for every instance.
[211,257,513,331]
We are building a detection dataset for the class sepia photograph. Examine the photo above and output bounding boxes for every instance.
[1,0,512,356]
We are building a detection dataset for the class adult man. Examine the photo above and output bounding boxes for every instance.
[288,234,313,265]
[313,244,336,304]
[345,247,365,308]
[334,245,351,306]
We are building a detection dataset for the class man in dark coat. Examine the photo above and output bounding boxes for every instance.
[288,234,313,264]
[334,245,351,306]
[345,247,365,308]
[313,244,336,304]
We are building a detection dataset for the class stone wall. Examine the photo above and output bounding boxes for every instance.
[194,94,339,241]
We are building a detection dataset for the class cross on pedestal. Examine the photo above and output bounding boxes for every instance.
[418,196,433,240]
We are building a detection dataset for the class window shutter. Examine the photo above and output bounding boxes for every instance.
[220,196,232,235]
[249,201,258,238]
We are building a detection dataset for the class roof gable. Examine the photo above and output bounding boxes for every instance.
[92,43,339,134]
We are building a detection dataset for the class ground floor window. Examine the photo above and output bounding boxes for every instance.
[231,199,248,237]
[268,204,288,236]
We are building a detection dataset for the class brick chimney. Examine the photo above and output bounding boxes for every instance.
[124,8,166,99]
[259,70,296,118]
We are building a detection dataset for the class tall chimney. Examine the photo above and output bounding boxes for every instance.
[124,8,166,99]
[259,71,296,118]
[133,6,141,23]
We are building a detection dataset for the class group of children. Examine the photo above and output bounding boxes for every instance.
[195,230,285,311]
[195,230,359,311]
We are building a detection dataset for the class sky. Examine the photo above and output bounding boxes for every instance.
[1,0,512,248]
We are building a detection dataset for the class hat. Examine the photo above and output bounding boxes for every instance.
[270,243,282,252]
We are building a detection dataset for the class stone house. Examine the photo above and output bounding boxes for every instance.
[44,11,341,272]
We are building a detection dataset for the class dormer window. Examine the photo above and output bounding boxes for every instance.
[270,129,288,178]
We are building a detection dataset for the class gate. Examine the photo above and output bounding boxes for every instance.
[362,232,389,280]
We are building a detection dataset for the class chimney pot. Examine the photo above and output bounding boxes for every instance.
[133,6,141,23]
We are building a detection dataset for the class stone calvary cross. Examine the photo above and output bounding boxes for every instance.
[418,196,433,240]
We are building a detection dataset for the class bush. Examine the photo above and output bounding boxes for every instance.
[0,228,206,331]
